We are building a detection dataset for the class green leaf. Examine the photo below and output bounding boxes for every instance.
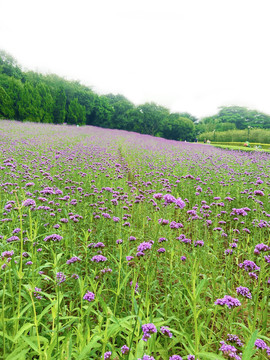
[20,335,39,353]
[242,330,259,360]
[197,352,226,360]
[14,323,34,341]
[6,344,30,360]
[77,335,102,360]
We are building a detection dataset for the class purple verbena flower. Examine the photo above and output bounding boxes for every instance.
[215,295,241,309]
[83,291,95,302]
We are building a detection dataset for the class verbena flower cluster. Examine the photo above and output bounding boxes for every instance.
[0,121,269,359]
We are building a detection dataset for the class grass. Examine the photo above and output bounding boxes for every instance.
[0,120,269,360]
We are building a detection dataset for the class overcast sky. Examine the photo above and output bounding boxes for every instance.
[1,0,270,118]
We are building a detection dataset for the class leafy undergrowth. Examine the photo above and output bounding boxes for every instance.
[0,120,269,360]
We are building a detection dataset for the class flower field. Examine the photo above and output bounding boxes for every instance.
[0,120,269,360]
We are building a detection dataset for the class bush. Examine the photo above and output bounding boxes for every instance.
[198,129,270,144]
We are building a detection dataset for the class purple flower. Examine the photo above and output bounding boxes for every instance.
[169,356,183,360]
[160,326,172,338]
[94,242,105,248]
[158,237,167,243]
[91,255,107,263]
[175,197,186,209]
[254,338,268,349]
[239,260,260,272]
[219,341,241,360]
[126,256,134,261]
[163,194,176,204]
[236,286,252,299]
[22,198,36,207]
[158,218,169,225]
[254,190,264,196]
[121,345,129,354]
[6,236,20,243]
[142,323,157,341]
[194,240,204,247]
[66,256,81,264]
[226,334,244,347]
[104,351,111,359]
[137,242,152,252]
[157,248,166,253]
[83,291,95,302]
[254,243,269,255]
[215,295,241,309]
[153,193,163,199]
[56,272,66,284]
[43,234,63,242]
[1,250,14,258]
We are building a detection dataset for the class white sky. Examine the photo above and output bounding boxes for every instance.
[1,0,270,119]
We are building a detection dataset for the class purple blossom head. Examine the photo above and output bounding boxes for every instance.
[215,295,241,309]
[22,198,36,207]
[142,323,157,341]
[137,241,152,252]
[160,326,172,338]
[254,338,268,349]
[104,351,111,359]
[83,291,95,302]
[236,286,252,299]
[121,345,129,355]
[163,194,176,204]
[91,255,107,263]
[66,256,81,265]
[175,197,186,209]
[43,234,63,242]
[239,260,260,272]
[219,341,241,360]
[56,272,66,284]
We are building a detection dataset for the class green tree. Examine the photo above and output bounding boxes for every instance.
[53,87,66,124]
[0,85,15,119]
[162,113,195,141]
[86,95,114,127]
[0,49,22,79]
[105,94,136,130]
[135,102,169,136]
[37,83,54,123]
[18,82,41,121]
[7,77,23,120]
[67,98,86,125]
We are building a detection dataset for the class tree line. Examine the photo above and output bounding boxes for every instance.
[0,50,196,141]
[1,50,270,142]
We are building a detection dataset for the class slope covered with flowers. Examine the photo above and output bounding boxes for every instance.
[0,120,269,360]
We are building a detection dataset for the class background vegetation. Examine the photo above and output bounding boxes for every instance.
[1,49,270,143]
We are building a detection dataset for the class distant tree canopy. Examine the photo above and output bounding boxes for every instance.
[197,106,270,134]
[1,49,270,141]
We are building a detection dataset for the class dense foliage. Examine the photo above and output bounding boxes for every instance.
[0,50,195,141]
[1,50,270,143]
[0,121,270,359]
[198,129,270,144]
[197,107,270,136]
